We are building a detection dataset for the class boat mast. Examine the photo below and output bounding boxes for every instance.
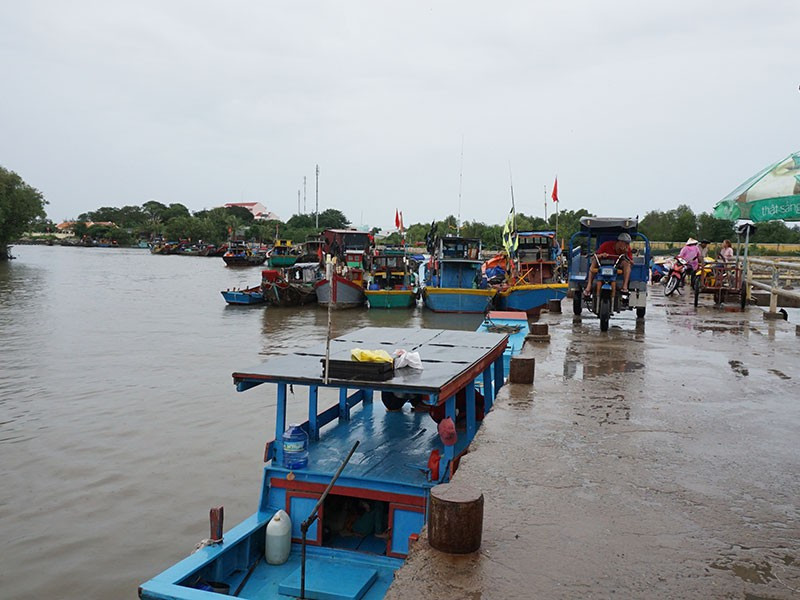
[315,164,320,229]
[457,135,464,236]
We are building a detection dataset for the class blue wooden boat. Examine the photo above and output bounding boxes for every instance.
[422,236,495,313]
[139,326,508,600]
[221,286,266,305]
[476,310,529,374]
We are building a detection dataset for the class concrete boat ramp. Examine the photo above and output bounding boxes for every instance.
[388,294,800,599]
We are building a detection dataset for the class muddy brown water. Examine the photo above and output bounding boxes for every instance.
[0,246,480,599]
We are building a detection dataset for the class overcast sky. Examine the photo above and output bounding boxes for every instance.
[1,1,798,231]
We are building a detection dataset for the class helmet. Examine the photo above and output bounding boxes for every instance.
[617,233,632,243]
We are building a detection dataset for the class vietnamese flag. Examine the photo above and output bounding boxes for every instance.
[551,177,559,203]
[395,209,401,230]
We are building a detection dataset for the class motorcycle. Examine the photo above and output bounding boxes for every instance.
[663,257,690,296]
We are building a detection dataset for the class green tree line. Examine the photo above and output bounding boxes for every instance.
[5,164,800,261]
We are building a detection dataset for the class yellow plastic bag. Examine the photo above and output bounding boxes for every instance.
[350,348,393,363]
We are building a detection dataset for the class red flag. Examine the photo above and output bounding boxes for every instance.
[551,177,559,203]
[395,209,401,229]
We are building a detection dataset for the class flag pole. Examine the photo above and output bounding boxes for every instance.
[543,185,548,223]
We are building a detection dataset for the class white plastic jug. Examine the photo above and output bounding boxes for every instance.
[265,509,292,565]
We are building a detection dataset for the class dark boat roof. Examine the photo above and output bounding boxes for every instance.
[519,230,556,237]
[233,327,507,402]
[579,217,638,231]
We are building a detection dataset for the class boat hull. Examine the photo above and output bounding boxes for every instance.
[496,283,568,313]
[223,253,267,267]
[315,274,365,309]
[262,282,317,307]
[422,287,495,313]
[268,256,298,268]
[220,288,266,305]
[365,289,416,309]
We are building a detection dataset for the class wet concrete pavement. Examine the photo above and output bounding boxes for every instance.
[387,290,800,599]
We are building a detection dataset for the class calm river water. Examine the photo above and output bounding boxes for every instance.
[0,245,482,599]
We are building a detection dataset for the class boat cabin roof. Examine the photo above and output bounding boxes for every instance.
[579,216,638,232]
[233,327,507,402]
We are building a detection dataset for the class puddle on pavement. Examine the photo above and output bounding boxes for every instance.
[710,559,774,584]
[564,357,644,380]
[575,393,631,424]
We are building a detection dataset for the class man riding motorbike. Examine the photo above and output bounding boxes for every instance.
[582,232,633,300]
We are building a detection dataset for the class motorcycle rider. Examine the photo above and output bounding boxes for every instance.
[583,232,633,299]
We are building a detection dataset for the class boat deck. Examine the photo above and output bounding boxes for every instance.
[234,547,400,600]
[266,398,454,490]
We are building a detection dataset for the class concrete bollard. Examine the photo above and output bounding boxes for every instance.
[509,355,535,384]
[526,323,551,343]
[429,482,484,554]
[548,299,562,313]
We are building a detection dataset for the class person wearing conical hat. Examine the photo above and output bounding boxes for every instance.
[677,237,702,286]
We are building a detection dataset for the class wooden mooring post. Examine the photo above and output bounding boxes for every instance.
[429,483,484,554]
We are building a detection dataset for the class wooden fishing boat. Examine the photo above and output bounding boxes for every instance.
[314,229,373,309]
[268,239,300,268]
[223,241,268,267]
[422,236,495,313]
[493,231,568,313]
[139,326,508,600]
[261,264,319,307]
[221,286,267,305]
[476,310,529,374]
[365,249,417,309]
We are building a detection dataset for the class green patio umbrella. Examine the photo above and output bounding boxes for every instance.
[713,151,800,222]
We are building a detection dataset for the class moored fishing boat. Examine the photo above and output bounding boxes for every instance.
[261,263,320,307]
[365,248,417,309]
[476,310,529,374]
[223,241,268,267]
[268,239,300,268]
[314,229,373,309]
[421,235,495,313]
[493,231,568,313]
[139,326,508,600]
[220,285,267,305]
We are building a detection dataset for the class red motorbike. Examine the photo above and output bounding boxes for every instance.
[663,257,690,296]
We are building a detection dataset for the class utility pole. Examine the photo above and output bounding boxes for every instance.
[303,176,307,214]
[315,164,320,229]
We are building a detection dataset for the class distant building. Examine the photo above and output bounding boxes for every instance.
[56,221,116,233]
[223,202,280,221]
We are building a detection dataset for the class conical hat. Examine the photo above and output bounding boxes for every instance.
[686,238,698,245]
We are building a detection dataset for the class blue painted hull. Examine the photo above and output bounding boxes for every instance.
[476,311,529,374]
[423,288,495,313]
[221,289,266,305]
[496,284,568,313]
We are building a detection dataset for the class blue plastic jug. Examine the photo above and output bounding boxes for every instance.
[282,424,308,469]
